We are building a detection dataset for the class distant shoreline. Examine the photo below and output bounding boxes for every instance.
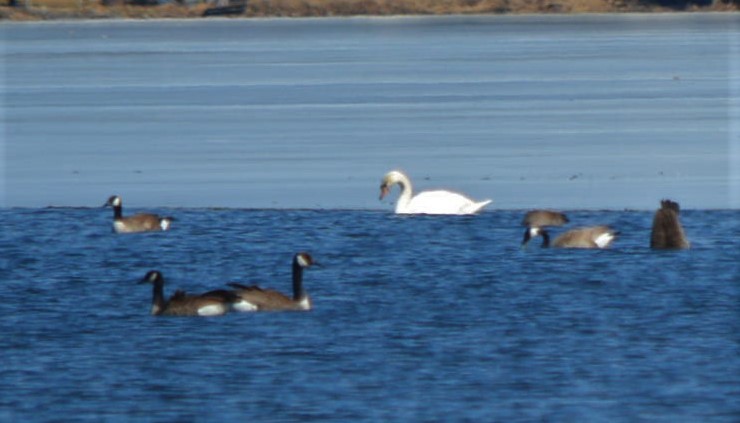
[2,0,738,21]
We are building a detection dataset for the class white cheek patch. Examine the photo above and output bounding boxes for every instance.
[112,197,122,207]
[296,254,310,268]
[160,219,172,231]
[197,304,227,316]
[594,233,615,248]
[233,300,258,312]
[529,227,541,236]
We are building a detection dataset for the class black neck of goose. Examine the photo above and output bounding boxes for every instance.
[151,279,166,315]
[292,259,306,301]
[540,230,551,248]
[112,205,122,220]
[522,229,531,246]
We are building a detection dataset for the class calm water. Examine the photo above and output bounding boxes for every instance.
[0,207,738,421]
[3,14,740,209]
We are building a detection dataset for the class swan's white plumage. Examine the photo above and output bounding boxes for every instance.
[380,170,491,215]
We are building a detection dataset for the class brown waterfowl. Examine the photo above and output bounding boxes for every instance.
[521,209,569,247]
[522,210,570,228]
[650,199,690,249]
[228,252,316,312]
[551,225,619,249]
[138,270,236,316]
[105,195,173,234]
[522,209,618,249]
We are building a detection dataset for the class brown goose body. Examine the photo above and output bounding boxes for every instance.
[552,225,619,249]
[139,271,236,317]
[522,210,569,228]
[105,195,173,234]
[650,199,690,249]
[521,209,569,247]
[229,252,315,312]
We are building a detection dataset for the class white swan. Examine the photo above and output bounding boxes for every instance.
[379,170,492,215]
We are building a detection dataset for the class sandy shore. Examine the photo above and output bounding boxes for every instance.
[1,0,738,21]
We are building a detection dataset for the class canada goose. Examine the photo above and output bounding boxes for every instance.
[551,226,619,248]
[525,225,619,249]
[521,210,569,247]
[104,195,173,233]
[228,252,316,312]
[379,170,492,215]
[138,270,237,316]
[651,199,690,249]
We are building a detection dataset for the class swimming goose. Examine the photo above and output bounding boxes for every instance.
[104,195,173,233]
[521,210,569,247]
[522,210,570,227]
[138,270,237,316]
[228,252,316,312]
[379,170,492,215]
[525,225,619,249]
[650,199,690,249]
[551,225,619,248]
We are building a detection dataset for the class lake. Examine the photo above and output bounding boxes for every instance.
[3,14,740,209]
[1,13,739,422]
[1,207,739,421]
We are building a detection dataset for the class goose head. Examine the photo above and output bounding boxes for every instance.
[105,195,122,208]
[294,252,316,268]
[139,270,164,285]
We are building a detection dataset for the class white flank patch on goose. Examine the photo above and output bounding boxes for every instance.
[233,300,258,312]
[197,304,227,316]
[594,233,615,248]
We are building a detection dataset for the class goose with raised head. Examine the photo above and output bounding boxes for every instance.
[104,195,173,233]
[138,270,237,316]
[379,170,492,215]
[521,210,569,247]
[228,252,316,312]
[651,199,690,249]
[526,225,619,249]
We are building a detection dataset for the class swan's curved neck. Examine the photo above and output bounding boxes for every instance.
[292,260,307,301]
[151,280,166,315]
[394,175,414,213]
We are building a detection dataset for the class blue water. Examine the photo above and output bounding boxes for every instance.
[0,207,738,421]
[2,13,739,421]
[4,14,740,209]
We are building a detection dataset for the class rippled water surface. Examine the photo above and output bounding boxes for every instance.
[1,208,738,421]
